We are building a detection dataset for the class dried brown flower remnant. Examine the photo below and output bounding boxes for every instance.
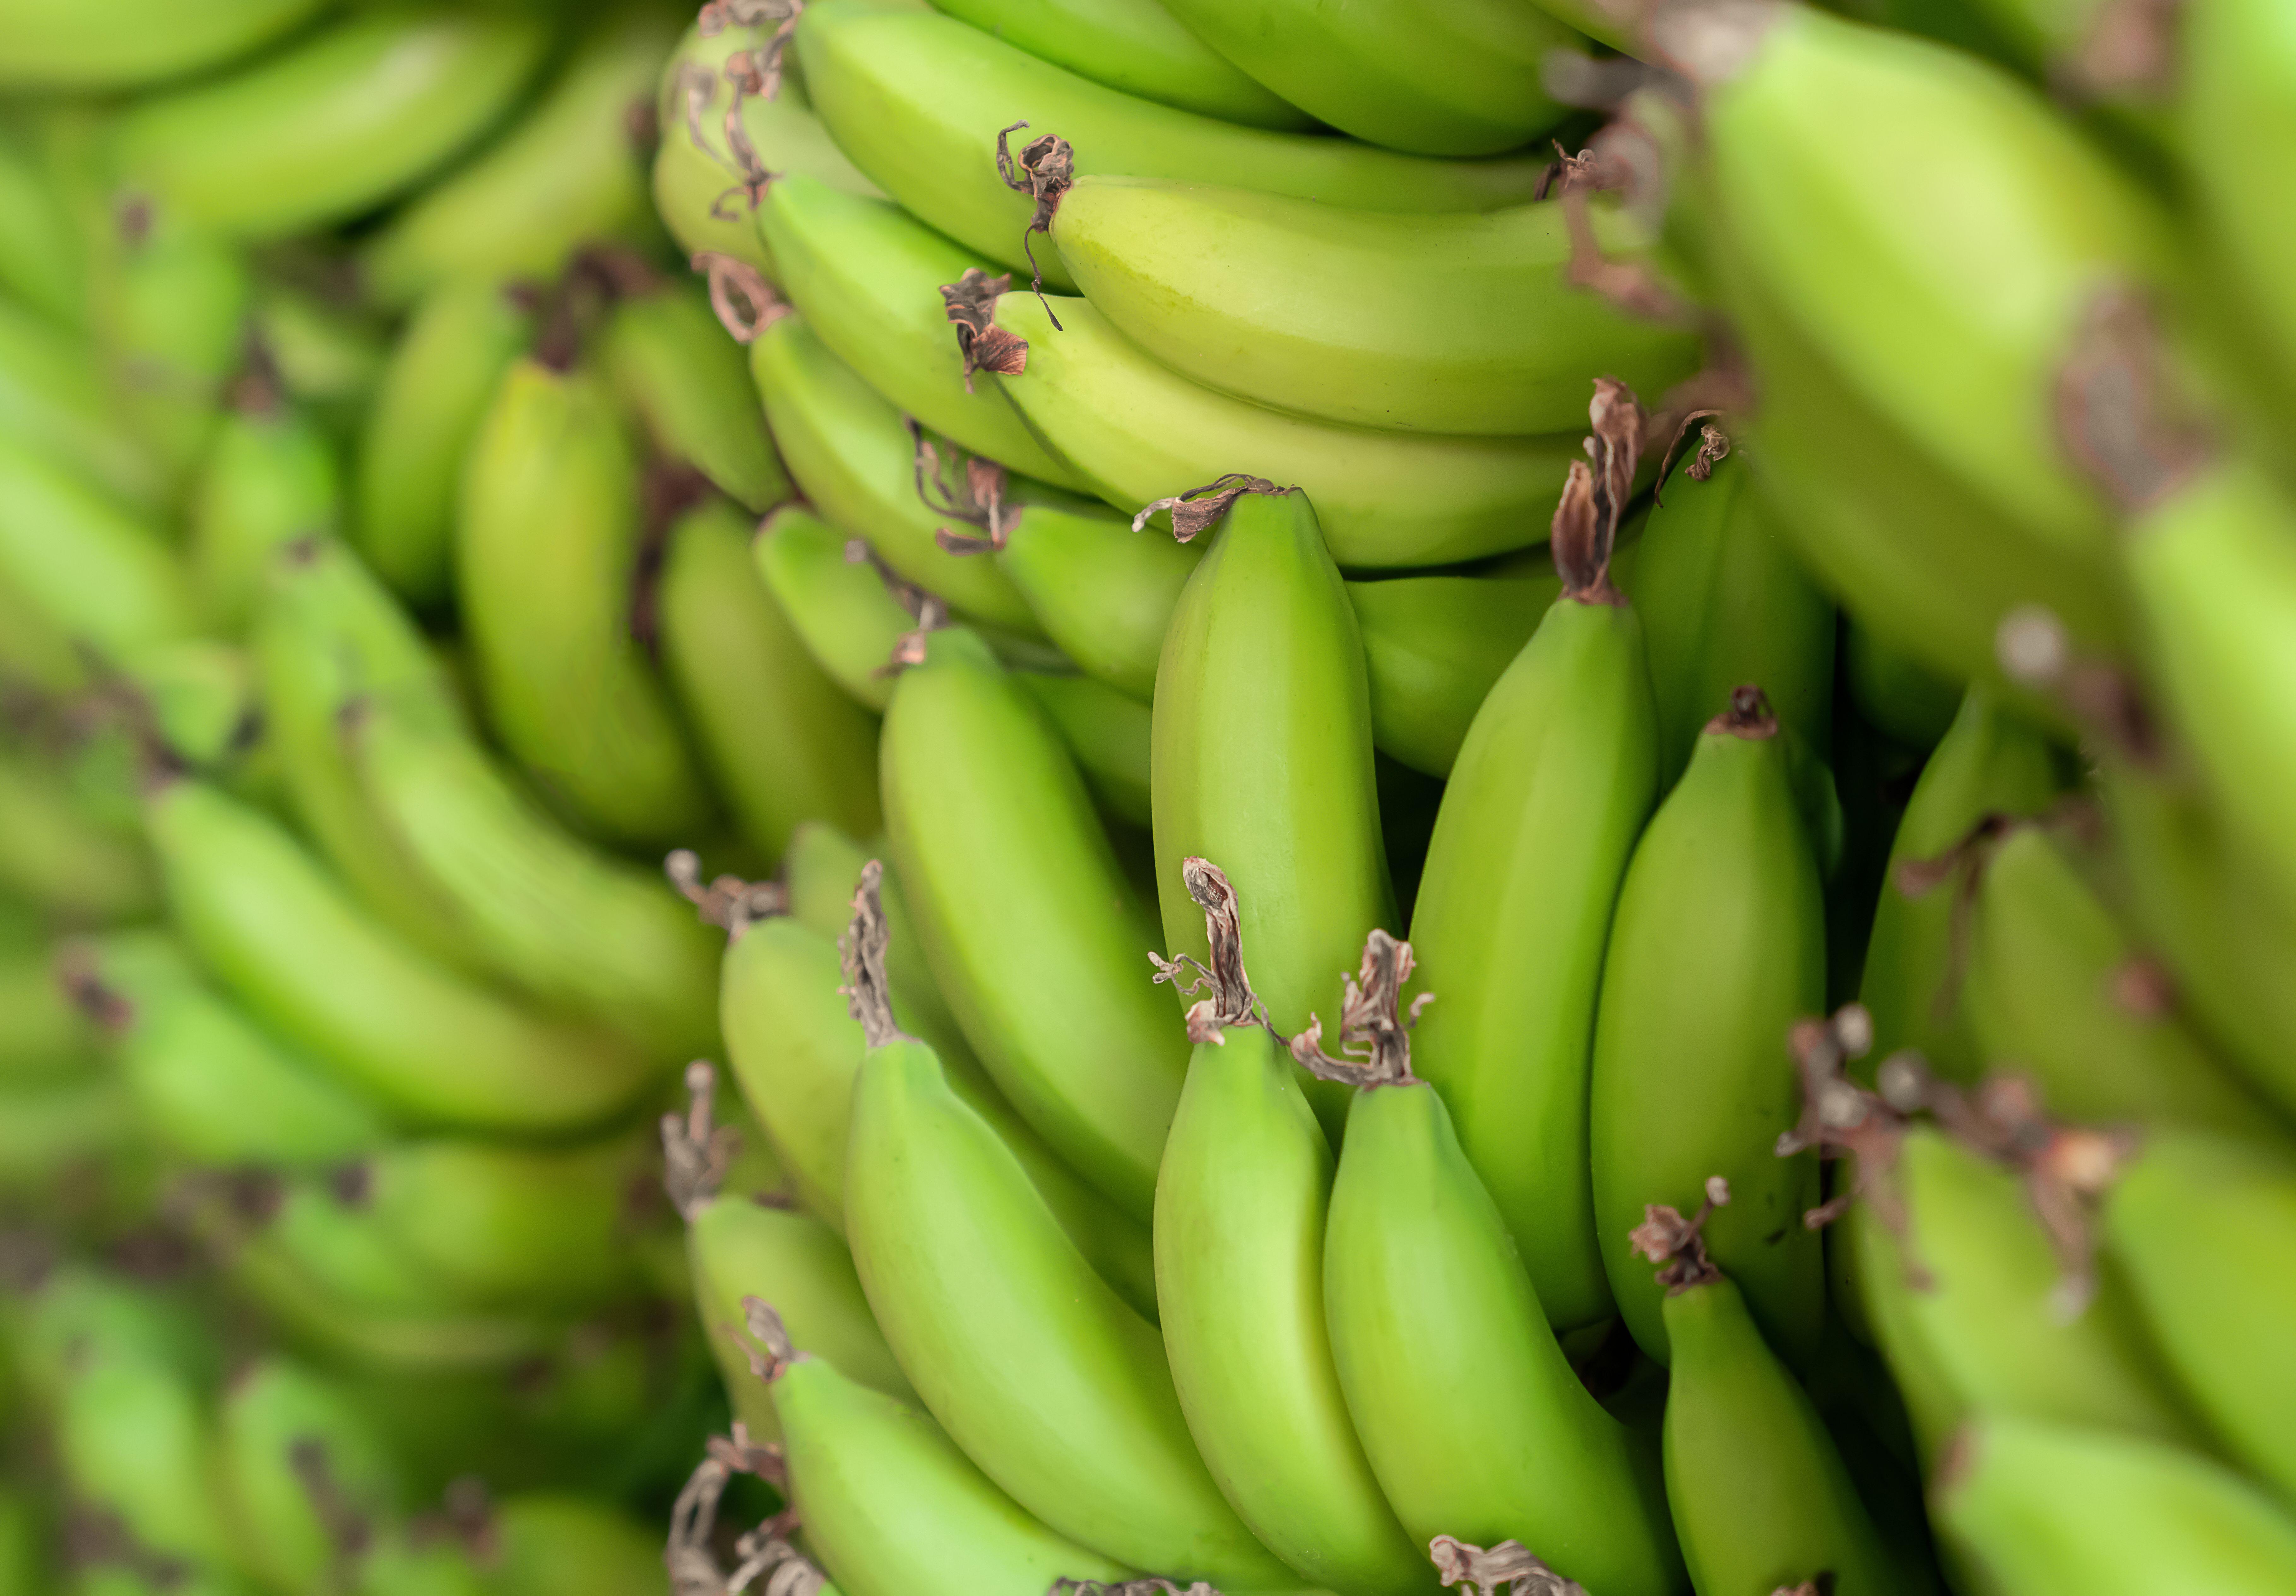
[1290,929,1434,1089]
[1147,858,1264,1044]
[2055,289,2211,515]
[940,268,1028,388]
[1628,1175,1733,1292]
[1130,474,1285,543]
[995,122,1076,310]
[1551,379,1646,603]
[662,1060,739,1218]
[1429,1534,1589,1596]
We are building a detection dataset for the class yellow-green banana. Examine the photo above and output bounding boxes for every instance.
[0,745,157,924]
[0,432,196,667]
[752,503,921,712]
[0,0,328,90]
[993,495,1195,703]
[55,1347,237,1571]
[89,199,250,491]
[2182,0,2296,400]
[935,0,1308,127]
[189,378,341,632]
[780,822,970,1057]
[1016,671,1149,830]
[0,127,85,327]
[0,293,162,510]
[0,940,97,1085]
[220,1356,403,1596]
[604,281,791,514]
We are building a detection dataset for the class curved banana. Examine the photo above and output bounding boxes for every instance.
[605,282,790,514]
[1844,617,1963,752]
[220,1356,402,1596]
[936,0,1308,127]
[0,431,196,667]
[457,356,714,845]
[109,9,550,240]
[882,628,1186,1218]
[780,823,969,1057]
[55,1349,236,1570]
[2182,0,2296,399]
[656,498,882,865]
[0,1072,138,1192]
[89,200,250,491]
[1346,551,1558,779]
[1312,930,1682,1593]
[0,940,98,1084]
[251,281,389,428]
[793,3,1557,291]
[1015,672,1149,829]
[0,0,326,90]
[144,778,658,1135]
[189,379,340,631]
[0,129,85,328]
[752,504,921,712]
[490,1497,690,1596]
[0,745,158,924]
[1590,686,1827,1368]
[993,496,1194,702]
[0,294,162,509]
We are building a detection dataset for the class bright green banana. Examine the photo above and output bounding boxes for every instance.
[109,8,549,240]
[364,10,673,304]
[0,293,162,509]
[248,281,389,425]
[55,1349,238,1572]
[63,929,393,1168]
[0,127,85,327]
[227,1170,499,1321]
[220,1356,403,1596]
[1045,174,1694,435]
[1857,689,2065,1079]
[752,502,923,712]
[1407,420,1658,1331]
[0,1072,137,1192]
[993,495,1195,702]
[1845,616,1966,753]
[0,745,157,924]
[144,778,657,1135]
[2182,0,2296,399]
[793,3,1557,292]
[1150,859,1427,1593]
[1591,686,1827,1368]
[458,356,715,845]
[881,628,1186,1219]
[840,882,1292,1585]
[352,278,534,606]
[0,431,196,666]
[1015,672,1150,830]
[780,821,969,1056]
[112,638,272,796]
[352,1532,491,1596]
[934,0,1308,127]
[1935,1416,2296,1595]
[488,1497,678,1596]
[605,281,791,514]
[89,200,250,490]
[11,1261,214,1398]
[656,498,882,865]
[0,0,327,89]
[0,940,97,1085]
[189,380,341,632]
[1151,483,1392,1135]
[1310,930,1682,1593]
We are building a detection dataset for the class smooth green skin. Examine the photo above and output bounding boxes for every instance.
[0,132,85,327]
[12,1264,214,1396]
[1591,725,1828,1368]
[145,780,656,1135]
[795,4,1557,293]
[1406,596,1657,1330]
[1053,177,1694,435]
[458,358,713,845]
[1937,1417,2296,1595]
[110,9,547,240]
[1663,1277,1925,1596]
[657,499,882,866]
[487,1498,669,1596]
[191,397,341,631]
[0,0,323,87]
[252,1173,517,1318]
[754,503,915,712]
[605,288,791,514]
[90,204,250,491]
[2185,0,2296,401]
[883,628,1186,1219]
[995,501,1196,702]
[0,295,161,508]
[1017,672,1150,828]
[0,750,156,923]
[1324,1081,1683,1593]
[0,432,194,662]
[119,637,264,778]
[57,1356,236,1569]
[354,1533,491,1596]
[0,1073,136,1187]
[222,1358,402,1596]
[748,313,1047,631]
[1154,1023,1428,1593]
[352,279,532,606]
[990,291,1583,569]
[781,824,970,1058]
[1961,825,2278,1136]
[1845,617,1963,753]
[252,284,388,423]
[1858,689,2064,1080]
[1346,556,1559,779]
[1622,453,1834,784]
[846,1035,1291,1585]
[773,1353,1130,1595]
[0,944,98,1084]
[76,929,392,1168]
[934,0,1307,127]
[364,12,671,304]
[2125,460,2296,920]
[754,177,1088,490]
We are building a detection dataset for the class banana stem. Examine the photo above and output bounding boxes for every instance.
[939,267,1029,387]
[1551,379,1644,604]
[666,849,787,937]
[1146,856,1263,1043]
[1428,1534,1588,1596]
[1287,927,1433,1088]
[1627,1174,1732,1293]
[838,860,907,1047]
[662,1059,739,1219]
[1129,474,1283,543]
[994,124,1073,316]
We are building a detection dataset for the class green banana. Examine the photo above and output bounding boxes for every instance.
[56,1351,238,1572]
[0,127,85,327]
[189,378,341,632]
[249,282,389,427]
[488,1497,675,1596]
[752,502,923,712]
[11,1262,214,1398]
[1935,1416,2296,1595]
[881,628,1186,1219]
[62,929,393,1168]
[352,1533,490,1596]
[839,876,1292,1585]
[793,3,1557,292]
[112,638,272,796]
[0,746,157,924]
[605,281,791,514]
[0,940,97,1084]
[232,1171,475,1319]
[656,497,882,866]
[220,1356,403,1596]
[0,431,196,666]
[2182,0,2296,400]
[1015,671,1150,829]
[1310,929,1682,1593]
[934,0,1308,127]
[993,495,1196,703]
[364,11,674,305]
[457,356,715,845]
[0,0,328,89]
[1590,686,1828,1368]
[780,822,969,1056]
[0,293,162,509]
[144,778,657,1135]
[1845,617,1967,753]
[352,278,535,606]
[0,1072,137,1191]
[1406,401,1658,1331]
[89,199,250,491]
[110,8,549,241]
[1149,859,1427,1593]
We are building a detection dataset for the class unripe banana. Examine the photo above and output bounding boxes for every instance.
[144,779,657,1135]
[656,499,881,866]
[352,279,534,606]
[0,0,328,90]
[1346,551,1558,779]
[226,1170,483,1321]
[2181,0,2296,399]
[13,1262,212,1399]
[1590,686,1828,1368]
[55,1351,238,1572]
[1845,617,1966,753]
[488,1497,676,1596]
[0,941,97,1085]
[0,129,85,327]
[109,9,550,240]
[881,628,1186,1218]
[89,200,250,490]
[0,1072,137,1191]
[189,378,340,633]
[605,283,791,514]
[0,293,162,509]
[249,282,389,434]
[220,1356,402,1596]
[993,497,1196,703]
[353,1532,491,1596]
[457,356,714,845]
[793,3,1557,292]
[752,504,918,712]
[1016,672,1149,830]
[0,432,196,667]
[780,822,969,1056]
[0,746,158,924]
[936,0,1308,127]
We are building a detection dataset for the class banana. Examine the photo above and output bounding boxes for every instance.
[220,1356,403,1596]
[0,128,85,327]
[752,503,926,712]
[0,1072,138,1192]
[1346,551,1558,779]
[489,1497,679,1596]
[0,746,157,924]
[933,0,1308,128]
[1857,689,2066,1079]
[993,496,1195,702]
[605,281,791,514]
[354,1533,491,1596]
[364,11,674,305]
[0,0,328,90]
[352,279,534,607]
[1309,929,1683,1593]
[12,1261,214,1398]
[62,929,394,1169]
[1044,174,1696,436]
[109,9,550,241]
[1845,617,1967,753]
[780,823,968,1056]
[655,498,882,866]
[792,3,1558,293]
[1149,860,1426,1593]
[1406,393,1658,1332]
[0,940,98,1084]
[1590,685,1828,1368]
[1934,1416,2296,1594]
[725,1303,1126,1594]
[457,356,715,846]
[984,289,1586,569]
[0,293,162,510]
[144,778,657,1135]
[189,377,341,633]
[2181,0,2296,399]
[0,431,196,667]
[839,875,1292,1585]
[90,199,250,491]
[55,1351,239,1573]
[881,628,1186,1219]
[1015,672,1149,829]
